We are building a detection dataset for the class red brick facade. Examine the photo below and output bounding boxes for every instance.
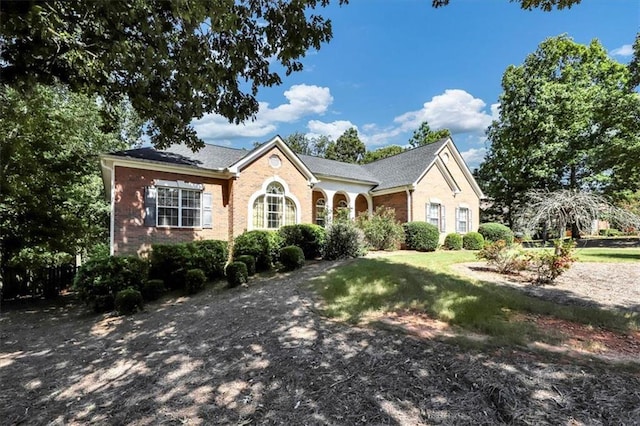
[372,192,408,223]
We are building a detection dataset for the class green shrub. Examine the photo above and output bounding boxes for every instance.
[114,288,144,315]
[225,262,248,288]
[443,233,463,250]
[598,228,622,237]
[403,222,439,252]
[478,222,514,245]
[233,230,284,271]
[149,243,191,289]
[235,255,256,276]
[279,224,326,259]
[74,255,149,313]
[529,239,576,284]
[356,206,405,251]
[323,222,367,260]
[477,240,529,274]
[279,246,305,271]
[191,240,228,279]
[149,240,228,288]
[185,268,207,294]
[462,232,485,250]
[141,279,165,301]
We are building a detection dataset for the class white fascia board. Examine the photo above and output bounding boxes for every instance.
[228,135,318,184]
[445,139,486,199]
[314,173,379,186]
[434,159,462,194]
[370,184,414,197]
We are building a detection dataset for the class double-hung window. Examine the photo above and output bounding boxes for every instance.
[252,182,297,229]
[145,180,211,228]
[427,203,446,233]
[456,207,470,233]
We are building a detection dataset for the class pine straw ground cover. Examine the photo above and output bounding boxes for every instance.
[0,256,638,425]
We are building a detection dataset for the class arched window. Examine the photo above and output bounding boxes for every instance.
[316,198,326,227]
[337,199,348,208]
[252,182,297,229]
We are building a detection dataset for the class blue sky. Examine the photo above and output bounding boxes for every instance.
[192,0,639,168]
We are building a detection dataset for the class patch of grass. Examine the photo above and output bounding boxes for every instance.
[573,247,640,263]
[313,251,638,347]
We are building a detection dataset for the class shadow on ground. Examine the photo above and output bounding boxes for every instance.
[1,260,638,425]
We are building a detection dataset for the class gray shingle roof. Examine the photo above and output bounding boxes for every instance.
[111,144,248,170]
[363,138,448,192]
[108,138,449,191]
[298,154,379,184]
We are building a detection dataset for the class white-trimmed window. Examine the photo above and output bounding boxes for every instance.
[427,203,446,232]
[144,180,211,229]
[316,198,326,227]
[252,182,297,229]
[456,207,471,233]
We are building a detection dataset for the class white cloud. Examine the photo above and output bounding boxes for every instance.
[460,147,486,169]
[307,120,356,141]
[193,84,332,141]
[611,44,633,57]
[394,89,494,135]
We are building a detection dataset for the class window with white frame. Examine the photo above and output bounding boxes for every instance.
[252,182,297,229]
[427,203,445,232]
[157,187,202,227]
[456,207,470,233]
[316,198,326,227]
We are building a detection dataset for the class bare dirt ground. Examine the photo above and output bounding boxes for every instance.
[1,259,639,425]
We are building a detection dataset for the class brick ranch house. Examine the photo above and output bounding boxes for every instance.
[100,135,484,255]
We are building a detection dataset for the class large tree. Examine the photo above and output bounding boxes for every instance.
[432,0,582,11]
[408,121,451,148]
[0,84,137,273]
[362,145,405,164]
[0,0,347,150]
[478,35,640,227]
[283,132,333,157]
[325,128,366,164]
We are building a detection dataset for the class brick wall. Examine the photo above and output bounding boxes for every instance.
[113,166,230,255]
[372,192,408,222]
[231,146,313,236]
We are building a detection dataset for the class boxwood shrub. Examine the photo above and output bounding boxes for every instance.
[403,222,439,252]
[443,233,463,250]
[279,245,305,271]
[463,232,485,250]
[225,262,248,288]
[185,268,206,294]
[141,279,165,301]
[233,230,284,271]
[74,255,149,313]
[235,255,256,276]
[279,224,326,259]
[478,222,514,245]
[114,288,144,315]
[149,240,227,289]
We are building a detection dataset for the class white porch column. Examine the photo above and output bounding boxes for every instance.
[323,189,336,224]
[347,191,358,220]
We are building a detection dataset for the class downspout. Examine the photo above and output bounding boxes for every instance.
[101,158,116,256]
[227,178,235,263]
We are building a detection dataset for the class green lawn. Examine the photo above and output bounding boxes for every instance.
[313,250,638,347]
[574,247,640,263]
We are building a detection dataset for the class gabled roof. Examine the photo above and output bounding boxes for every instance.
[298,154,379,184]
[363,138,448,192]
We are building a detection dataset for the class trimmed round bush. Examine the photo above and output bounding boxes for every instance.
[185,268,206,294]
[403,222,439,252]
[235,255,256,276]
[74,255,149,313]
[141,279,165,301]
[478,222,514,245]
[114,288,144,315]
[463,232,485,250]
[323,222,367,260]
[279,224,326,259]
[443,233,463,250]
[233,230,284,271]
[225,262,248,288]
[190,240,229,279]
[279,245,305,271]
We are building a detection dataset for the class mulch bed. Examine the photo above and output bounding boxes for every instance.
[1,260,639,425]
